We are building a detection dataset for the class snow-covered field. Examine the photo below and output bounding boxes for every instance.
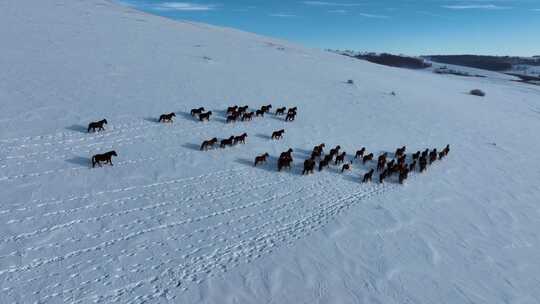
[2,1,540,303]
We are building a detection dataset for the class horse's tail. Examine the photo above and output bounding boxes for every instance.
[91,156,96,168]
[200,142,205,151]
[87,125,91,132]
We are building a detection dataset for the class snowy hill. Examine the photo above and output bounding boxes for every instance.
[2,1,540,303]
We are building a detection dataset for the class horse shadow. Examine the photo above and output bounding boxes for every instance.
[182,143,201,151]
[236,156,303,176]
[66,156,90,167]
[256,134,272,140]
[144,117,160,123]
[66,124,87,133]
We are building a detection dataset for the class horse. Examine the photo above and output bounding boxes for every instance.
[87,119,108,133]
[190,107,205,116]
[271,129,285,140]
[409,160,417,171]
[362,169,374,183]
[335,152,346,165]
[227,105,238,114]
[354,148,366,160]
[254,153,269,166]
[159,112,176,123]
[200,138,218,151]
[287,107,297,115]
[319,158,330,172]
[395,146,406,158]
[278,156,293,172]
[362,153,374,164]
[255,109,265,117]
[399,168,409,184]
[341,163,352,173]
[397,155,406,165]
[220,136,235,148]
[378,152,388,164]
[238,106,249,114]
[421,149,429,159]
[199,111,212,121]
[261,104,272,113]
[303,158,316,175]
[227,113,239,123]
[442,144,450,156]
[275,107,286,116]
[419,156,428,172]
[285,113,296,121]
[234,133,248,145]
[429,149,438,164]
[91,151,117,168]
[241,112,254,121]
[329,145,341,157]
[279,148,293,160]
[377,158,387,171]
[412,151,421,161]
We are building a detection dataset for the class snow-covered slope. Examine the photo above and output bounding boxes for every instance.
[2,1,540,303]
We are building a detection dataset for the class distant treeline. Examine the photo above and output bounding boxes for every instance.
[358,53,432,69]
[426,55,540,71]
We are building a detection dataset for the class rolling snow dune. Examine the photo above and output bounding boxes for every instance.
[1,0,540,303]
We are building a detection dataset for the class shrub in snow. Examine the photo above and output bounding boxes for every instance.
[470,89,486,97]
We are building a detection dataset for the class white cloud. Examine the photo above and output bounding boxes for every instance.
[441,4,511,10]
[302,1,363,7]
[358,12,390,19]
[269,13,298,18]
[153,2,218,11]
[328,9,348,13]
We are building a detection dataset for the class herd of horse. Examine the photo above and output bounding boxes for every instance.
[86,104,297,167]
[86,105,449,185]
[256,144,450,184]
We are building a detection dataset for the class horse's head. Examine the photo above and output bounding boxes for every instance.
[102,119,108,124]
[207,111,212,115]
[200,107,205,111]
[111,151,118,157]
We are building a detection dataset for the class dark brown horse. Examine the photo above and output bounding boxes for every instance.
[199,111,212,122]
[190,107,205,116]
[227,113,239,123]
[234,133,248,145]
[341,163,352,173]
[159,113,176,123]
[395,146,406,158]
[238,106,249,114]
[303,158,316,175]
[419,156,428,172]
[362,169,374,183]
[319,158,330,171]
[271,129,285,140]
[254,153,269,166]
[255,109,265,117]
[241,112,254,121]
[261,104,272,113]
[200,138,218,151]
[278,156,293,171]
[335,152,346,165]
[285,112,296,121]
[362,153,374,164]
[220,136,235,148]
[227,105,238,114]
[91,151,117,168]
[275,107,286,116]
[87,119,108,133]
[354,148,366,160]
[280,148,294,160]
[399,168,410,184]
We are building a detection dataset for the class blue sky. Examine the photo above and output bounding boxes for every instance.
[118,0,540,56]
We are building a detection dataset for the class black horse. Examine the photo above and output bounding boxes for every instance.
[87,119,108,133]
[91,151,117,168]
[159,113,176,123]
[190,107,205,116]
